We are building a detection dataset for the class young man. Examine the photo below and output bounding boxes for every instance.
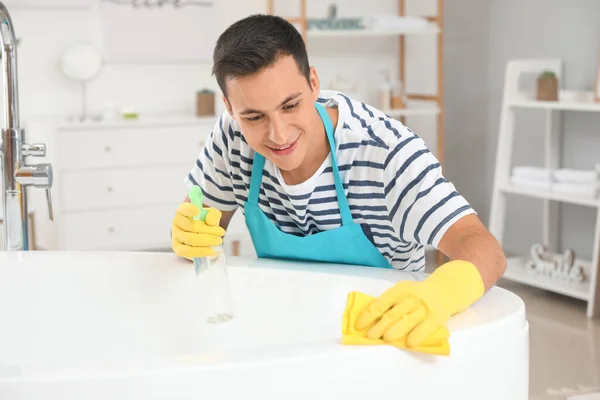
[172,15,506,349]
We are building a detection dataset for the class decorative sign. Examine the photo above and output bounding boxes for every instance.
[525,243,586,283]
[1,0,90,7]
[98,0,216,62]
[102,0,212,7]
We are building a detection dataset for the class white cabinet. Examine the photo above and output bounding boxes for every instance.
[24,115,253,256]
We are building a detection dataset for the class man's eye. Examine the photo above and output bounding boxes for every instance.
[246,115,262,122]
[283,101,300,111]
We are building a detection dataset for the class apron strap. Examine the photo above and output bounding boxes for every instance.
[248,152,265,205]
[315,103,353,226]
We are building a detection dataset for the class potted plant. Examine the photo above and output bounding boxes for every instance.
[196,89,215,117]
[536,70,558,101]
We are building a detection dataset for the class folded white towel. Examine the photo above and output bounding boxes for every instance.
[512,166,552,182]
[362,16,430,31]
[553,168,599,184]
[567,391,600,399]
[510,175,551,189]
[551,182,599,198]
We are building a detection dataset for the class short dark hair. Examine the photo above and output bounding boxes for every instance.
[212,14,311,97]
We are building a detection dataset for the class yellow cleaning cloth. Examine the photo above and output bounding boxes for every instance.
[341,291,451,356]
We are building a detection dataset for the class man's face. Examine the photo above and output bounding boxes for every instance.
[223,55,321,172]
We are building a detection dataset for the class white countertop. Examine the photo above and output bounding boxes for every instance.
[25,114,219,130]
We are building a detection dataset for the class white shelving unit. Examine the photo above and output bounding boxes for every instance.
[489,59,600,317]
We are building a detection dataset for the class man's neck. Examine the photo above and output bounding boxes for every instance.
[280,106,338,186]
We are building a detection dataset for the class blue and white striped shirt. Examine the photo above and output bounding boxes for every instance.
[185,90,474,271]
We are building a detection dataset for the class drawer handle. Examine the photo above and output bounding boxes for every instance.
[108,227,115,233]
[105,146,111,152]
[107,186,113,193]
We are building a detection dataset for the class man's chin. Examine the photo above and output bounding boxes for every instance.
[272,158,302,172]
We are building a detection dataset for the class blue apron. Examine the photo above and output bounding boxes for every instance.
[244,103,392,269]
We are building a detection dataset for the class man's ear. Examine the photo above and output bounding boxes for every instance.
[309,66,320,98]
[222,94,234,117]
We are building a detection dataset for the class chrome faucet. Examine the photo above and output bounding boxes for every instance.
[0,2,53,251]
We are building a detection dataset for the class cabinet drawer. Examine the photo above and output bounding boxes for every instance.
[56,124,212,170]
[60,205,175,250]
[60,164,190,212]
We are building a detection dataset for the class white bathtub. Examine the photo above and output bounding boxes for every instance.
[0,251,528,399]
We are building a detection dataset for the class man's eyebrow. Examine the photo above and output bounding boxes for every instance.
[239,92,302,115]
[279,92,302,106]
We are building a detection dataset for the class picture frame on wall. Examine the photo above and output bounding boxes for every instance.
[99,0,216,62]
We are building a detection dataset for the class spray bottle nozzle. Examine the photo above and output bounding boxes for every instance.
[188,185,209,221]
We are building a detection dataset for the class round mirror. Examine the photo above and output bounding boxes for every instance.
[59,42,103,82]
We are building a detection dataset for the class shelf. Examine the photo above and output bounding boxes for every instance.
[508,99,600,112]
[501,183,600,207]
[502,256,590,301]
[507,91,600,112]
[307,25,439,38]
[383,106,440,118]
[53,114,218,130]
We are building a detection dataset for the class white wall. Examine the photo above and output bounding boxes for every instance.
[443,0,491,218]
[444,0,600,260]
[4,1,266,120]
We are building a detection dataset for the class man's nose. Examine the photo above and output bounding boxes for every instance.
[268,116,288,144]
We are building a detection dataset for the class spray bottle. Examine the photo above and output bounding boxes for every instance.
[188,185,234,324]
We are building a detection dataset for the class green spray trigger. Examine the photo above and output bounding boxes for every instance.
[188,185,209,221]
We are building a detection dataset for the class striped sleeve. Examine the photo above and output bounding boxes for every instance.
[184,116,238,211]
[383,132,475,248]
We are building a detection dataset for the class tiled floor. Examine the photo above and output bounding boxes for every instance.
[497,279,600,400]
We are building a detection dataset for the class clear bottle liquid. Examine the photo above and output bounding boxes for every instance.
[391,80,407,109]
[193,245,234,324]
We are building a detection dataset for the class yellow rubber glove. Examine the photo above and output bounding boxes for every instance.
[355,260,485,349]
[342,291,451,356]
[171,202,226,260]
